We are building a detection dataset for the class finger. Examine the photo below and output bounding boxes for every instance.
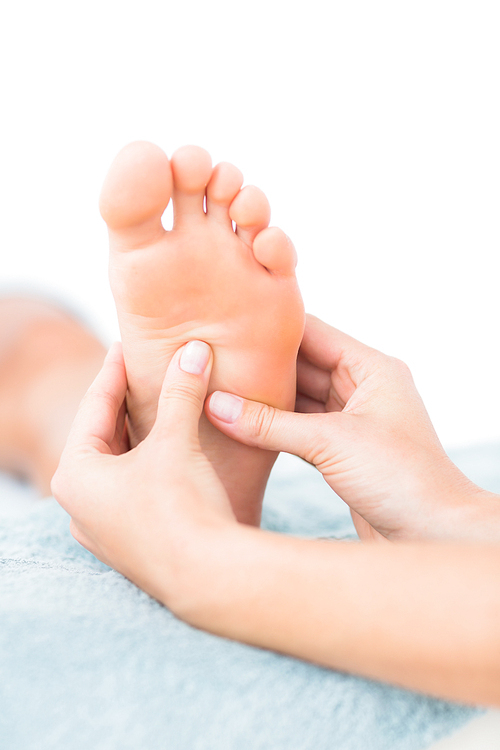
[206,389,327,461]
[300,314,376,381]
[66,342,128,454]
[295,393,327,414]
[297,355,351,412]
[151,341,213,445]
[296,356,331,403]
[109,400,129,455]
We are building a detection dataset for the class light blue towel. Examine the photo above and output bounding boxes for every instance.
[1,444,497,750]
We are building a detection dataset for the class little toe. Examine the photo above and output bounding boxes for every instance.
[170,146,213,224]
[206,162,244,225]
[99,141,172,248]
[252,227,298,276]
[229,186,271,246]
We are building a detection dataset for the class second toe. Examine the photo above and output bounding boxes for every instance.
[171,145,213,225]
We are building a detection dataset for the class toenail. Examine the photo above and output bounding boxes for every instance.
[179,341,210,375]
[209,392,243,423]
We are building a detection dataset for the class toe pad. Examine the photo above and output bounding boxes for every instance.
[99,141,173,230]
[253,227,297,275]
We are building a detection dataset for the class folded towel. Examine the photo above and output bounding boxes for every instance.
[1,445,494,750]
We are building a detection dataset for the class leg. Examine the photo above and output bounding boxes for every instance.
[0,297,106,495]
[100,141,305,525]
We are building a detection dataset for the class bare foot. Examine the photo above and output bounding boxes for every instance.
[100,141,305,526]
[0,297,106,495]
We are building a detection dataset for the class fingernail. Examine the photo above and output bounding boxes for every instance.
[179,341,210,375]
[209,391,244,423]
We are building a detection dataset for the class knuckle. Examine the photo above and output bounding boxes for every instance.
[162,380,202,409]
[388,356,413,379]
[50,448,84,503]
[49,469,63,500]
[247,402,276,441]
[82,386,121,415]
[50,463,72,503]
[369,350,412,380]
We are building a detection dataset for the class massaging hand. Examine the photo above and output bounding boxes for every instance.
[207,314,481,542]
[51,340,236,607]
[51,333,500,709]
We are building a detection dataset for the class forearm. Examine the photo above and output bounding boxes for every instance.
[173,528,500,706]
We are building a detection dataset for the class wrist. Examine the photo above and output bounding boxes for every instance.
[160,521,252,622]
[408,455,500,543]
[442,486,500,544]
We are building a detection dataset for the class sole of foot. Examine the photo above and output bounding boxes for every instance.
[0,297,106,496]
[100,142,305,526]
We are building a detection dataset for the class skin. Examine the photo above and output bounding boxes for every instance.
[0,297,105,494]
[208,315,500,544]
[52,322,500,707]
[100,141,305,526]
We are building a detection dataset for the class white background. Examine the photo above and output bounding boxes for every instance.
[1,0,498,450]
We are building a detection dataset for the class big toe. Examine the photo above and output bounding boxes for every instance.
[99,141,173,246]
[170,145,213,224]
[252,227,298,276]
